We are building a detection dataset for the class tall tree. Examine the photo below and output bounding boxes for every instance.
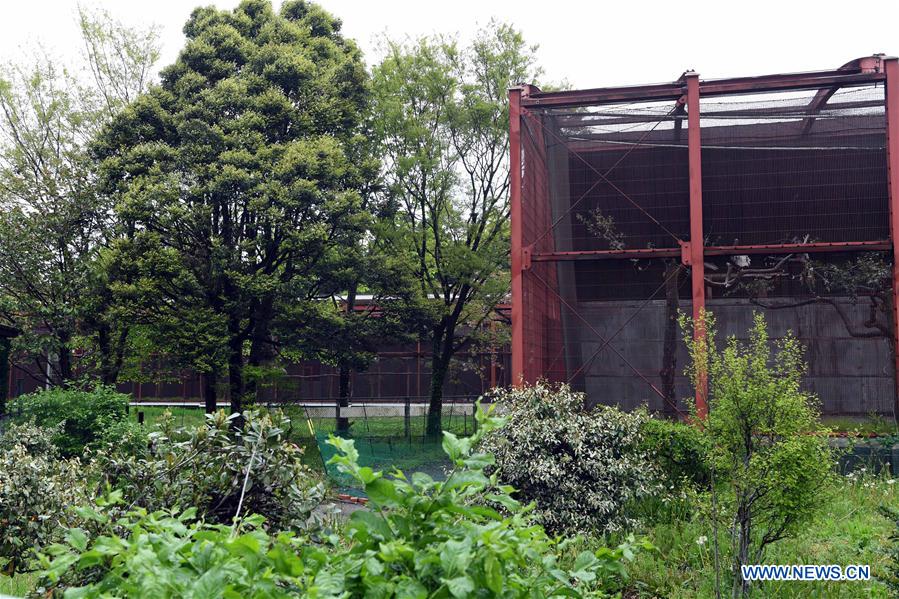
[95,0,372,416]
[0,9,159,387]
[372,22,540,436]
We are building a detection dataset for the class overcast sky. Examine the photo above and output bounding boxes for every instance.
[1,0,897,89]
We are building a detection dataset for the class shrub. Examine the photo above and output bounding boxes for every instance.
[0,423,91,573]
[9,386,130,456]
[479,382,659,535]
[91,418,148,457]
[91,409,324,531]
[681,312,834,598]
[640,416,711,491]
[38,404,650,597]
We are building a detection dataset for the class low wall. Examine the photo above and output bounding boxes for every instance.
[573,297,893,415]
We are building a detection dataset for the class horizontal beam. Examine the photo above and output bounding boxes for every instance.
[522,67,886,109]
[529,240,891,262]
[531,248,680,261]
[553,98,885,129]
[704,241,891,256]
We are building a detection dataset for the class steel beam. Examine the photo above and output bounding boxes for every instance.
[510,87,524,386]
[884,57,899,420]
[530,240,892,262]
[686,72,708,419]
[521,57,886,110]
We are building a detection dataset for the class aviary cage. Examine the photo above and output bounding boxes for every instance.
[510,56,899,417]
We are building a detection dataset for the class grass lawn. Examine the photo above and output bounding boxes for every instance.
[622,471,898,598]
[822,415,899,436]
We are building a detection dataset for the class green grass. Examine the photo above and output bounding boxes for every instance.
[128,405,205,429]
[822,415,899,436]
[0,572,35,597]
[622,471,899,598]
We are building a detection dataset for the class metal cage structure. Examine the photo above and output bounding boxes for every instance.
[510,55,899,417]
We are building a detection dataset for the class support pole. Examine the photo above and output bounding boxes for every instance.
[510,87,524,386]
[883,57,899,421]
[686,72,708,419]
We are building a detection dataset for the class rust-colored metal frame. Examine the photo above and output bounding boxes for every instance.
[510,55,899,418]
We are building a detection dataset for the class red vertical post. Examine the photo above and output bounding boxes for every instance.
[884,57,899,418]
[686,72,708,419]
[509,87,524,386]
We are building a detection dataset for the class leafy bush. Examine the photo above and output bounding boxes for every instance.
[640,416,711,490]
[0,423,91,573]
[479,382,659,535]
[9,386,130,456]
[91,409,324,531]
[37,497,312,597]
[38,404,649,597]
[682,312,834,598]
[91,418,148,457]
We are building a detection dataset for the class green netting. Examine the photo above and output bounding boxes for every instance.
[314,431,453,492]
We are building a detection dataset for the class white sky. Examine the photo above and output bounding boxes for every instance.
[0,0,897,89]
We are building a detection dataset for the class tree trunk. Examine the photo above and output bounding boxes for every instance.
[227,316,245,425]
[336,285,358,436]
[203,370,218,414]
[660,261,681,418]
[733,503,752,598]
[97,324,128,386]
[337,364,351,436]
[427,327,454,438]
[0,338,10,418]
[57,337,73,386]
[246,297,274,403]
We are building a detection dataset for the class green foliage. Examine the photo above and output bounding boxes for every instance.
[93,418,149,457]
[0,10,159,387]
[681,311,835,596]
[479,382,659,535]
[0,423,91,573]
[640,416,712,491]
[9,386,130,457]
[91,409,324,530]
[325,403,647,597]
[371,22,541,434]
[38,404,647,597]
[625,470,898,598]
[37,495,315,597]
[95,0,374,408]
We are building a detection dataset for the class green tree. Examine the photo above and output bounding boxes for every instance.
[681,311,833,598]
[94,0,372,415]
[372,22,540,436]
[0,9,159,387]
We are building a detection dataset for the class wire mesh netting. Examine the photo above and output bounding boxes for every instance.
[303,401,478,493]
[518,79,893,417]
[699,86,887,246]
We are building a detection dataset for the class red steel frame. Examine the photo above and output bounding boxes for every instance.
[886,57,899,403]
[509,86,523,384]
[685,72,707,418]
[510,56,899,419]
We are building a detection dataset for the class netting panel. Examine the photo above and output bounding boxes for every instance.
[699,85,888,245]
[520,112,565,384]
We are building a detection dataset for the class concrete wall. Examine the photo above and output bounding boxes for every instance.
[575,297,893,415]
